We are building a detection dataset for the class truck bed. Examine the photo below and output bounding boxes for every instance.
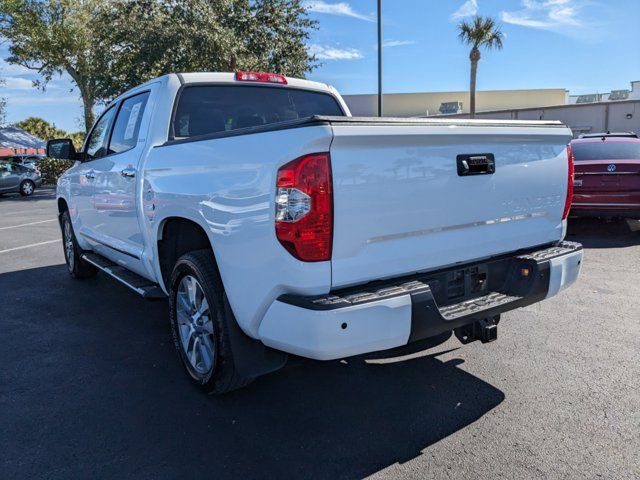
[164,115,566,146]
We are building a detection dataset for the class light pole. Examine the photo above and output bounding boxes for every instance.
[377,0,382,117]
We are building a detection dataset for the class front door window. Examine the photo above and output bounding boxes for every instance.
[85,107,117,161]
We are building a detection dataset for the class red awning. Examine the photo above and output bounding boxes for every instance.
[0,147,45,157]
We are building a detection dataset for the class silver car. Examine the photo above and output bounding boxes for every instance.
[0,161,43,196]
[7,154,45,171]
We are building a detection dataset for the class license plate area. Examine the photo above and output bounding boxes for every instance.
[445,265,489,302]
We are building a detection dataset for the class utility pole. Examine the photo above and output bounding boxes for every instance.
[377,0,382,117]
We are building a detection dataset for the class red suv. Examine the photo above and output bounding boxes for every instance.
[570,133,640,218]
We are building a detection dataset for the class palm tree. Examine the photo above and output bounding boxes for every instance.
[458,15,504,118]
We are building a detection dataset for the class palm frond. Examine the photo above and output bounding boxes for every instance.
[457,14,504,51]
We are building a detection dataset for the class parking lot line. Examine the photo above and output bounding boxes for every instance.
[0,239,59,254]
[1,208,55,216]
[0,219,57,230]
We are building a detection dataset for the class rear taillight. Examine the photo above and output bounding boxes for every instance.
[562,145,575,220]
[235,71,287,85]
[275,153,332,262]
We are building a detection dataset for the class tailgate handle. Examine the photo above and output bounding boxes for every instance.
[457,154,495,176]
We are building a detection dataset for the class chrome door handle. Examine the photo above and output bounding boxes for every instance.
[120,167,136,178]
[84,170,95,180]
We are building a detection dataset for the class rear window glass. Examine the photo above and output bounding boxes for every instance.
[173,85,344,138]
[572,141,640,161]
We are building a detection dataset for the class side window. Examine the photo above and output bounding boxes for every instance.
[108,92,150,155]
[85,106,117,161]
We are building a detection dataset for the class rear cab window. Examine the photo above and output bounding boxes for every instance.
[172,85,345,139]
[572,141,640,161]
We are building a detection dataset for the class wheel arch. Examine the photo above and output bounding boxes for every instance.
[156,216,217,291]
[57,197,69,214]
[157,216,289,383]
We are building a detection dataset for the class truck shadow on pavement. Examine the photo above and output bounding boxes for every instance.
[1,264,504,479]
[566,217,640,248]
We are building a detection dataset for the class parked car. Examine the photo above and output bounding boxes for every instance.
[49,71,582,394]
[0,160,43,196]
[6,154,45,172]
[578,131,637,139]
[570,134,640,218]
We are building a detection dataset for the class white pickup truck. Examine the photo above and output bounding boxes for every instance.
[50,71,583,393]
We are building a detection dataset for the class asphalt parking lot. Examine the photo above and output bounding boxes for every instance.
[1,189,639,479]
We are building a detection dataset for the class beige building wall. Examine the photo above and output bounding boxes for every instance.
[343,88,568,117]
[437,100,640,138]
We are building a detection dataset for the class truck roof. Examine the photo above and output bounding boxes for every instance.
[177,72,333,94]
[109,72,340,110]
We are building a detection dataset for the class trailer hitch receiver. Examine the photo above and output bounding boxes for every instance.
[454,315,500,344]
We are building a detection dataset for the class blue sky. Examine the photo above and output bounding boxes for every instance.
[1,0,639,132]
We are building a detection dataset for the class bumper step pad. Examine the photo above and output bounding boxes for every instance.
[438,292,520,321]
[279,241,582,342]
[281,241,582,312]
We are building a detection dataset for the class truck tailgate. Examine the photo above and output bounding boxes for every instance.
[327,118,573,287]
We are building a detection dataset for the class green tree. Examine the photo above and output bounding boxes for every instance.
[457,15,504,118]
[67,131,85,150]
[14,116,85,149]
[246,0,318,77]
[0,73,6,124]
[14,116,66,141]
[0,98,6,125]
[92,0,318,100]
[1,0,317,131]
[0,0,101,132]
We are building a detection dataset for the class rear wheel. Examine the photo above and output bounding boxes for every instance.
[19,180,35,196]
[61,210,98,279]
[169,250,252,394]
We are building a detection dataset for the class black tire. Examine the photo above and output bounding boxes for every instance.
[169,249,252,394]
[60,210,98,279]
[19,180,35,196]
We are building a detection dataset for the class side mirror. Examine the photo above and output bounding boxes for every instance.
[46,139,78,160]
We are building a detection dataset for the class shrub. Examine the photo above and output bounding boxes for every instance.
[38,157,75,185]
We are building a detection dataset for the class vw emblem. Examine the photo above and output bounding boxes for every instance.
[607,164,616,172]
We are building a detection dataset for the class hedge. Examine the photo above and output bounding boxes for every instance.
[38,157,75,185]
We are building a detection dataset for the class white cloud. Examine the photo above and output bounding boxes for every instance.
[308,44,363,60]
[304,1,373,22]
[3,77,33,90]
[451,0,479,20]
[7,92,79,106]
[501,0,583,30]
[382,40,416,48]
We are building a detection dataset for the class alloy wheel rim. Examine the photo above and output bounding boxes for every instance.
[23,182,33,195]
[176,275,215,376]
[64,220,74,271]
